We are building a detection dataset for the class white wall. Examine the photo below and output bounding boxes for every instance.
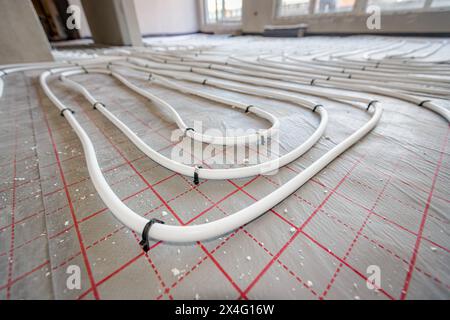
[134,0,200,36]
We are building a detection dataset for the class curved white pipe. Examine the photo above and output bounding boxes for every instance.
[59,68,327,180]
[65,68,278,147]
[2,37,447,245]
[40,69,382,243]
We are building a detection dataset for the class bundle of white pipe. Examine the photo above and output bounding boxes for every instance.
[1,37,448,245]
[39,64,382,243]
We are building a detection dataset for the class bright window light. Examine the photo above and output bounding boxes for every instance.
[276,0,311,17]
[431,0,450,7]
[315,0,356,13]
[366,0,426,12]
[205,0,242,24]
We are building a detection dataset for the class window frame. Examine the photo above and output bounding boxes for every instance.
[273,0,314,19]
[272,0,450,20]
[203,0,243,25]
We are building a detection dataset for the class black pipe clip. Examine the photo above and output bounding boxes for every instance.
[60,108,75,117]
[184,127,195,138]
[140,219,165,253]
[418,100,431,107]
[367,100,379,111]
[93,102,104,110]
[193,166,202,185]
[313,104,322,113]
[245,105,254,113]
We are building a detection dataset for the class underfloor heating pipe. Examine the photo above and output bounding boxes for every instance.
[39,65,382,243]
[59,67,326,180]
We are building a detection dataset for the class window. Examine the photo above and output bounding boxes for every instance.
[276,0,311,17]
[205,0,242,24]
[431,0,450,7]
[366,0,426,12]
[315,0,356,13]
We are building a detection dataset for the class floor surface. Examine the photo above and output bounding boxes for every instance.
[0,35,449,300]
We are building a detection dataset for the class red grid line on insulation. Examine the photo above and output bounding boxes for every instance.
[293,191,450,291]
[2,73,448,300]
[242,229,319,297]
[0,261,50,292]
[241,156,367,297]
[262,165,450,290]
[334,189,450,254]
[41,106,100,299]
[400,125,450,300]
[76,173,261,299]
[131,231,174,300]
[235,170,396,299]
[320,159,401,299]
[5,110,19,299]
[206,165,397,300]
[0,209,44,234]
[78,105,247,299]
[12,129,178,206]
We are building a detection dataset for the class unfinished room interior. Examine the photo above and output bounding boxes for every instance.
[0,0,449,303]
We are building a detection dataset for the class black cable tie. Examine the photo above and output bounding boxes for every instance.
[148,73,153,81]
[190,67,193,72]
[93,102,104,110]
[60,108,75,117]
[180,57,184,62]
[184,127,195,136]
[341,69,346,73]
[139,219,165,252]
[367,100,379,111]
[418,100,431,107]
[348,74,352,79]
[208,64,212,69]
[80,66,88,74]
[107,62,112,70]
[361,66,366,71]
[313,104,322,113]
[245,105,253,113]
[260,134,265,146]
[193,166,202,185]
[375,62,380,68]
[0,70,6,77]
[326,76,331,81]
[202,79,207,85]
[310,79,316,86]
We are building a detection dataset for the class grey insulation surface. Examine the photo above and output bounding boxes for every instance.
[0,35,449,300]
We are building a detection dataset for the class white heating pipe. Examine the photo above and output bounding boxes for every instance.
[59,67,327,180]
[40,68,382,243]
